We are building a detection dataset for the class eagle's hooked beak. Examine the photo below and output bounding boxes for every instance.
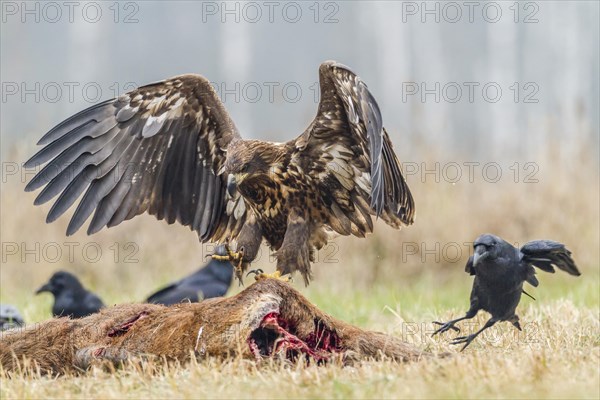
[227,175,237,198]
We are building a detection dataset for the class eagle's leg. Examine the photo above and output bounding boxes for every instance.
[231,217,264,282]
[273,211,312,285]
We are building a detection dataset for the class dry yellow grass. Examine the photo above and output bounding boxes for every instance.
[0,140,598,398]
[1,300,598,399]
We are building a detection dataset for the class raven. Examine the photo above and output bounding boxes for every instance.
[0,304,24,331]
[432,234,581,350]
[146,245,234,305]
[36,271,105,318]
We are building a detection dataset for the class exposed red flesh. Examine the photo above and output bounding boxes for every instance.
[108,311,149,337]
[92,347,105,357]
[247,312,341,362]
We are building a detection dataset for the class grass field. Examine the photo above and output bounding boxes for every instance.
[1,143,599,399]
[1,277,598,399]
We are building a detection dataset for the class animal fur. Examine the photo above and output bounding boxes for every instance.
[1,279,424,375]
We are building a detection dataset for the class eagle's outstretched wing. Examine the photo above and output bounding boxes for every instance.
[24,74,246,242]
[294,61,415,237]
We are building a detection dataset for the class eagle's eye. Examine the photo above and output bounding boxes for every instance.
[240,164,249,173]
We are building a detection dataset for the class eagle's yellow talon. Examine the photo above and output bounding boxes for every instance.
[253,270,291,282]
[211,254,232,261]
[211,244,243,263]
[213,244,246,284]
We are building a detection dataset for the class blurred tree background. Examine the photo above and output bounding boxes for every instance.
[1,1,598,310]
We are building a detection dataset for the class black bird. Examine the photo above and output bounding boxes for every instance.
[146,245,234,305]
[432,234,581,350]
[35,271,105,318]
[0,304,25,330]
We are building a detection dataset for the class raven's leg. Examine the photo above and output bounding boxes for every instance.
[508,315,522,331]
[450,317,498,351]
[432,309,478,336]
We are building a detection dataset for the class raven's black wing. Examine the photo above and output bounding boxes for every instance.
[520,240,581,276]
[146,284,200,305]
[84,293,105,313]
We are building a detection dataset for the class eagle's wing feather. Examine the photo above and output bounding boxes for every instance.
[25,74,246,242]
[295,61,414,237]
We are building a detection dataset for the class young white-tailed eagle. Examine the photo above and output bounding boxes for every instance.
[25,61,415,284]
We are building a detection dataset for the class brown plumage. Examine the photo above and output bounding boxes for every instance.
[24,61,415,284]
[0,279,424,374]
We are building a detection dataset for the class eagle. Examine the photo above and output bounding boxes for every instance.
[24,61,415,284]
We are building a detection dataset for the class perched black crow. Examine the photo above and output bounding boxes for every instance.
[35,271,105,318]
[433,234,581,350]
[146,245,234,305]
[0,304,24,330]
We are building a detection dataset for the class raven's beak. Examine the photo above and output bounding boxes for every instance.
[472,244,486,267]
[35,283,51,295]
[227,174,237,198]
[472,252,481,267]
